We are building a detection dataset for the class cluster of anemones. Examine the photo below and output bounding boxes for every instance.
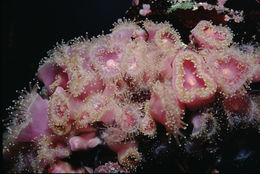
[3,19,260,173]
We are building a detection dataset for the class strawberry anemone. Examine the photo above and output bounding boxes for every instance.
[149,81,186,142]
[205,48,254,96]
[172,50,217,110]
[3,84,51,154]
[191,20,233,49]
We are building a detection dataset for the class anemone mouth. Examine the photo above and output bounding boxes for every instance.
[160,32,176,44]
[183,60,206,91]
[216,57,248,83]
[154,28,182,52]
[123,56,144,78]
[203,26,226,41]
[144,20,182,54]
[102,53,120,70]
[120,39,148,80]
[93,47,123,81]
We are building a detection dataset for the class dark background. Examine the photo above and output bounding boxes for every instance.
[1,0,132,116]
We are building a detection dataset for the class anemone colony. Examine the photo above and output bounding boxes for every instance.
[2,0,260,173]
